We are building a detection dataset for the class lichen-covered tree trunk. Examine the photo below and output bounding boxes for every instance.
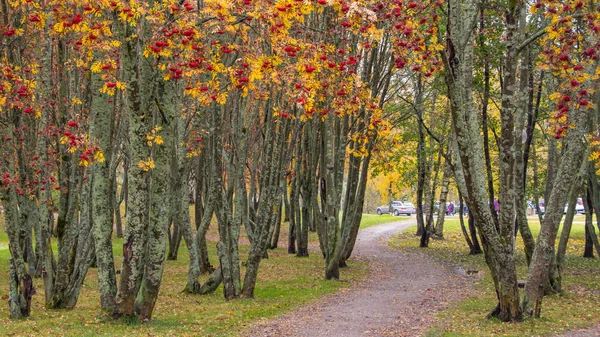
[1,2,34,317]
[422,131,442,248]
[18,198,37,277]
[478,7,497,223]
[434,158,451,239]
[553,182,583,292]
[444,0,521,321]
[587,165,600,256]
[212,104,242,300]
[523,112,588,317]
[584,186,600,257]
[174,116,201,293]
[295,127,311,257]
[90,70,117,311]
[512,37,536,266]
[450,135,482,255]
[286,184,296,254]
[167,218,181,261]
[242,115,289,298]
[45,143,87,310]
[457,193,474,252]
[132,78,176,321]
[194,152,214,274]
[494,0,522,309]
[113,173,124,239]
[340,146,372,266]
[322,116,343,280]
[115,28,152,317]
[289,149,300,255]
[62,174,95,308]
[340,38,391,263]
[269,197,283,250]
[4,187,35,318]
[415,105,427,237]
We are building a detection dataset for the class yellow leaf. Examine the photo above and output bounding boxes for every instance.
[217,92,227,105]
[91,62,102,73]
[53,22,64,34]
[138,159,155,171]
[549,92,562,101]
[94,150,105,163]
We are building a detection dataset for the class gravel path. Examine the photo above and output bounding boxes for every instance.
[248,220,476,337]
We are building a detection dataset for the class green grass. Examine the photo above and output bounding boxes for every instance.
[390,216,600,337]
[0,211,376,336]
[359,213,411,229]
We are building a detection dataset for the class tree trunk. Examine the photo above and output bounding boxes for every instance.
[584,221,595,258]
[584,187,600,257]
[270,198,283,249]
[115,28,153,317]
[415,101,427,237]
[179,176,201,293]
[167,219,182,261]
[554,168,586,292]
[132,81,175,321]
[90,71,117,311]
[340,141,373,266]
[322,116,343,280]
[287,186,297,254]
[434,158,451,239]
[458,193,474,252]
[523,115,588,317]
[443,0,521,321]
[4,188,35,318]
[113,174,123,239]
[242,114,289,298]
[513,44,536,266]
[194,154,214,274]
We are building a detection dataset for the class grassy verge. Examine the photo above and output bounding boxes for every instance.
[359,213,411,229]
[390,217,600,337]
[0,212,370,336]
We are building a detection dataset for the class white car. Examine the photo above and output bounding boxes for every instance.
[564,198,585,214]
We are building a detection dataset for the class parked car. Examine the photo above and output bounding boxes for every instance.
[402,202,416,215]
[538,199,545,215]
[564,198,585,214]
[527,201,535,215]
[376,201,415,216]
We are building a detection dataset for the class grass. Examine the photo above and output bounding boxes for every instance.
[0,210,375,336]
[359,213,411,229]
[390,216,600,337]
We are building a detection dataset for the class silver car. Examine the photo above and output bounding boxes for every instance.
[376,201,415,216]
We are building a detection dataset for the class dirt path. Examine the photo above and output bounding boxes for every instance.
[556,325,600,337]
[248,220,475,337]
